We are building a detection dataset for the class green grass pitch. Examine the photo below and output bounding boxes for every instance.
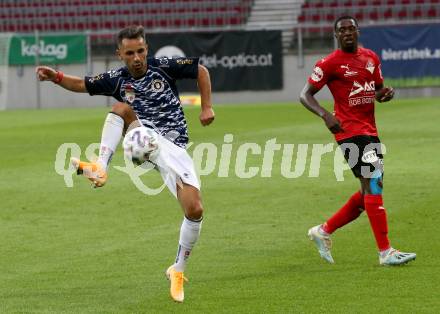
[1,98,439,313]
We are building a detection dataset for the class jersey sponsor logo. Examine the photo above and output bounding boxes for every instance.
[366,60,375,74]
[361,150,379,164]
[151,79,165,93]
[348,96,375,106]
[176,58,193,65]
[108,69,122,78]
[88,74,104,83]
[311,66,323,82]
[124,84,135,103]
[349,80,375,97]
[159,57,169,65]
[341,64,358,77]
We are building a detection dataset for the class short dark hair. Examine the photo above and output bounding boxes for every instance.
[334,16,358,31]
[117,25,146,46]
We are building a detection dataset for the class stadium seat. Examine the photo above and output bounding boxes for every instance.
[427,7,437,17]
[383,8,393,18]
[413,9,422,18]
[0,0,252,33]
[398,9,408,19]
[369,10,379,20]
[355,12,364,21]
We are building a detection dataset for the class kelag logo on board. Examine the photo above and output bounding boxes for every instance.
[20,40,67,60]
[9,34,86,65]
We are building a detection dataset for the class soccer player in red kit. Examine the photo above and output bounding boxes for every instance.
[299,16,416,265]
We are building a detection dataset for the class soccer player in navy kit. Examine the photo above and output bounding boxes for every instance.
[299,16,416,266]
[36,25,215,302]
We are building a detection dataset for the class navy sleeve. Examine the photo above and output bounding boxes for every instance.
[152,57,199,80]
[84,70,123,101]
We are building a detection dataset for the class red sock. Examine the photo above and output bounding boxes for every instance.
[364,194,390,251]
[322,191,364,234]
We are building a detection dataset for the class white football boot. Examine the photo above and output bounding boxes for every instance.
[379,248,416,266]
[308,225,334,264]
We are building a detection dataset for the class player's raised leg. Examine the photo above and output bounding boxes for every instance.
[72,102,137,187]
[308,225,334,264]
[166,183,203,303]
[308,190,364,263]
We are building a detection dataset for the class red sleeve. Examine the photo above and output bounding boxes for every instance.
[307,57,333,90]
[372,52,384,87]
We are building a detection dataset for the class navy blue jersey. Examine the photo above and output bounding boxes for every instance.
[85,57,199,148]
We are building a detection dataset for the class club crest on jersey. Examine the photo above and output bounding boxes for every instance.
[366,60,375,74]
[124,84,136,103]
[311,66,323,82]
[341,64,358,77]
[150,79,165,93]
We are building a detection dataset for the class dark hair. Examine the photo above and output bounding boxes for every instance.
[334,16,358,31]
[117,25,146,46]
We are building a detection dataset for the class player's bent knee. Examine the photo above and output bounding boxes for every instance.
[369,170,383,195]
[185,202,204,220]
[111,102,129,115]
[111,102,137,130]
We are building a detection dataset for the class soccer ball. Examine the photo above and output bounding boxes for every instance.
[123,127,160,165]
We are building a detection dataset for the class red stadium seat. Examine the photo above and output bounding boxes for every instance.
[0,0,252,32]
[326,13,336,23]
[398,9,408,19]
[369,10,379,20]
[413,9,422,18]
[355,12,364,21]
[427,7,437,17]
[383,8,392,19]
[312,14,321,23]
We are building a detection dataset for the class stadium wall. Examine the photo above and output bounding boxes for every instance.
[5,54,440,109]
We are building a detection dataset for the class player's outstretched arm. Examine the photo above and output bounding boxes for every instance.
[375,85,394,103]
[197,64,215,126]
[299,82,343,134]
[35,66,87,93]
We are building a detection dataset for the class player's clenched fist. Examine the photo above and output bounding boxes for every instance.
[35,66,57,81]
[376,86,394,103]
[199,107,215,126]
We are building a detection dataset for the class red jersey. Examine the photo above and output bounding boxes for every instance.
[308,47,384,141]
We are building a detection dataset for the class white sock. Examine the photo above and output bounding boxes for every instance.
[97,113,124,169]
[174,216,202,272]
